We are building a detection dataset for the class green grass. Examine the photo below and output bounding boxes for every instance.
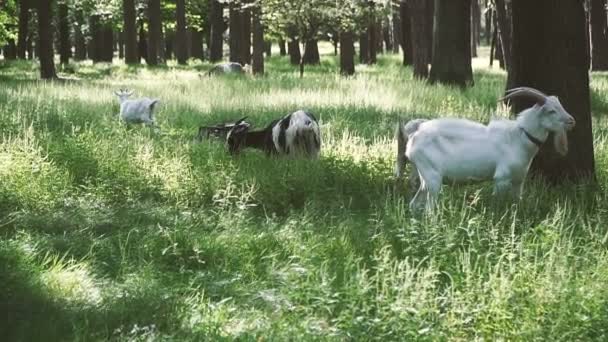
[2,50,608,341]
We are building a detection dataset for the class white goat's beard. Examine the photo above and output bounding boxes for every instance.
[553,129,569,156]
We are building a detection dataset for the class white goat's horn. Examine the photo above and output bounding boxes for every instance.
[500,87,547,106]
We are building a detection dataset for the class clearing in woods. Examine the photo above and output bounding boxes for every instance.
[2,48,608,340]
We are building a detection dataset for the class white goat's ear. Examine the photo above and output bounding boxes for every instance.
[553,130,569,156]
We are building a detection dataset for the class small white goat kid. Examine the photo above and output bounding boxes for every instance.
[114,89,160,126]
[395,87,576,212]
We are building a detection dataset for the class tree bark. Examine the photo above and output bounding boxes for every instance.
[484,0,491,44]
[58,3,70,65]
[303,40,320,65]
[508,0,595,182]
[37,0,57,79]
[279,39,286,55]
[165,31,174,60]
[340,30,355,76]
[264,41,272,56]
[494,0,512,71]
[147,0,162,65]
[429,0,473,87]
[288,38,300,65]
[138,20,148,62]
[239,4,252,65]
[118,31,125,59]
[368,5,378,64]
[175,0,188,64]
[399,1,413,66]
[123,0,138,63]
[590,0,608,70]
[408,0,432,79]
[209,0,224,62]
[252,5,264,75]
[392,6,401,53]
[89,15,101,62]
[17,0,29,59]
[3,40,16,60]
[191,29,204,60]
[229,3,241,63]
[471,0,480,57]
[359,31,369,64]
[383,21,393,52]
[101,24,114,62]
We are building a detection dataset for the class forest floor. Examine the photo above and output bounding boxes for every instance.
[2,48,608,341]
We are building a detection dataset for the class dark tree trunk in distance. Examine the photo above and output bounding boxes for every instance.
[495,0,512,71]
[252,6,264,75]
[101,24,114,62]
[429,0,473,87]
[239,6,252,65]
[340,30,355,76]
[278,39,286,55]
[38,0,57,78]
[590,0,608,70]
[359,32,369,64]
[138,20,148,62]
[400,1,413,66]
[3,40,16,59]
[264,41,272,56]
[58,3,70,65]
[408,0,432,79]
[229,4,240,63]
[175,0,188,64]
[209,0,224,62]
[484,0,492,44]
[471,0,480,57]
[17,0,30,59]
[118,31,124,59]
[89,15,102,62]
[303,40,320,65]
[383,22,393,52]
[288,38,300,65]
[124,0,138,63]
[165,31,174,60]
[74,10,86,60]
[191,29,204,60]
[368,7,377,64]
[392,6,401,53]
[147,0,162,65]
[508,0,594,182]
[425,0,435,64]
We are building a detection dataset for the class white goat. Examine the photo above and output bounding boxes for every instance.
[395,87,576,212]
[114,89,160,126]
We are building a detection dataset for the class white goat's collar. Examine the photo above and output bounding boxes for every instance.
[519,126,545,147]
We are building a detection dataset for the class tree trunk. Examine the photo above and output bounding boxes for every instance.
[118,31,125,59]
[399,1,413,66]
[368,6,377,64]
[471,0,479,58]
[392,7,401,53]
[175,0,188,64]
[209,0,224,62]
[303,40,320,65]
[508,0,595,182]
[229,3,240,63]
[239,5,252,65]
[26,34,34,59]
[58,3,70,65]
[484,0,492,44]
[359,32,369,64]
[429,0,473,87]
[37,0,57,79]
[426,0,435,64]
[101,24,114,62]
[138,20,148,62]
[165,31,174,60]
[17,0,30,59]
[252,5,264,75]
[279,39,286,55]
[3,40,16,60]
[409,0,432,79]
[123,0,138,63]
[340,30,355,76]
[89,15,101,62]
[288,38,300,65]
[191,29,204,60]
[264,40,272,56]
[494,0,512,71]
[383,21,393,52]
[147,0,162,65]
[590,0,608,70]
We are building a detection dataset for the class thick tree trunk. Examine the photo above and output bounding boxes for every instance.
[209,0,224,62]
[252,6,264,75]
[101,25,114,62]
[278,39,286,55]
[165,31,174,60]
[229,4,240,63]
[17,0,29,59]
[303,40,320,65]
[399,1,413,66]
[471,0,480,58]
[340,30,355,76]
[191,29,204,60]
[590,0,608,70]
[37,0,57,79]
[118,31,125,59]
[124,0,138,63]
[138,20,148,62]
[368,7,377,64]
[26,34,34,59]
[58,3,70,65]
[240,5,252,65]
[425,0,435,64]
[383,21,393,52]
[89,15,102,62]
[175,0,188,64]
[359,32,369,64]
[288,38,300,65]
[494,0,512,71]
[484,0,492,44]
[392,8,401,53]
[509,0,595,182]
[429,0,473,87]
[264,41,272,56]
[409,0,432,79]
[147,0,162,65]
[3,40,16,60]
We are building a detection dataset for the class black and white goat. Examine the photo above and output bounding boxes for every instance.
[226,110,321,158]
[195,117,250,142]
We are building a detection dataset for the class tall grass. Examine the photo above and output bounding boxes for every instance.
[2,51,608,341]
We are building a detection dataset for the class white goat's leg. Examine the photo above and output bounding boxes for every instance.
[412,164,442,212]
[511,178,525,201]
[407,165,421,195]
[493,177,513,200]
